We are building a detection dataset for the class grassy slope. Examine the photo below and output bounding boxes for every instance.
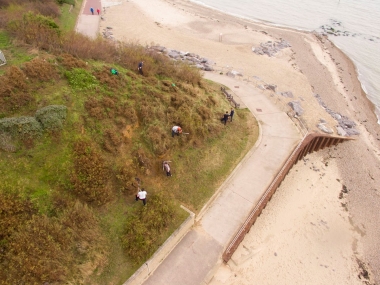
[0,4,259,283]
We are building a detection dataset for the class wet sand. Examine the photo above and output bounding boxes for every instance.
[100,0,380,283]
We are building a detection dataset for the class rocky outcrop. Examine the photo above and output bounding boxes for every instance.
[288,101,304,116]
[314,93,359,136]
[148,46,215,71]
[252,39,291,57]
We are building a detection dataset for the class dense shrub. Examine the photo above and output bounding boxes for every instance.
[0,66,34,113]
[7,12,60,51]
[116,165,136,194]
[58,53,87,70]
[35,105,67,131]
[0,132,16,152]
[122,192,176,263]
[2,215,73,284]
[22,57,58,81]
[93,66,126,90]
[103,129,123,153]
[64,68,98,90]
[70,140,112,206]
[0,116,42,138]
[0,193,35,253]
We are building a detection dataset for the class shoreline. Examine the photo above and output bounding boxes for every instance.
[100,0,380,283]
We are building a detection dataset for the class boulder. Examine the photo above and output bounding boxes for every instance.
[336,126,347,136]
[288,101,304,116]
[317,123,333,134]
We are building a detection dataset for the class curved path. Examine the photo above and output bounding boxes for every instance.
[141,72,302,285]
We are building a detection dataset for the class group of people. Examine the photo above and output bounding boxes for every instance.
[135,161,172,205]
[135,87,236,206]
[221,108,235,125]
[90,7,100,15]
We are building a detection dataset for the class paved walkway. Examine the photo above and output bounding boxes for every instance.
[75,0,101,38]
[142,73,302,285]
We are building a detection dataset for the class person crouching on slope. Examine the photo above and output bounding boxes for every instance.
[172,126,182,137]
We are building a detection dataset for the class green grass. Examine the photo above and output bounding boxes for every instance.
[59,0,84,32]
[0,30,34,76]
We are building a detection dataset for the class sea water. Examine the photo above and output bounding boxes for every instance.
[191,0,380,123]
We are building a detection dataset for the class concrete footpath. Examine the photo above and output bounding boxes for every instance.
[142,72,302,285]
[75,0,102,38]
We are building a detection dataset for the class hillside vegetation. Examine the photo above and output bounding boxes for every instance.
[0,1,258,284]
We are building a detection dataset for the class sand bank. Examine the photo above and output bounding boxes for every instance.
[100,0,380,283]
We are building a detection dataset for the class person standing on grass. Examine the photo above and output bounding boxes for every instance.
[138,61,144,75]
[135,188,147,205]
[97,8,100,15]
[172,126,182,137]
[163,161,172,177]
[230,108,235,122]
[221,111,229,125]
[90,7,94,15]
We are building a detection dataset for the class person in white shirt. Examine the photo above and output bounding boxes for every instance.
[172,126,182,137]
[163,161,172,176]
[135,188,147,205]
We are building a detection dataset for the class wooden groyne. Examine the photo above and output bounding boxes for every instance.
[222,132,354,262]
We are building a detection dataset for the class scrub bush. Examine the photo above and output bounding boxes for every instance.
[2,215,72,284]
[22,57,58,81]
[122,192,176,263]
[0,116,42,139]
[35,105,67,131]
[58,53,87,70]
[70,140,112,206]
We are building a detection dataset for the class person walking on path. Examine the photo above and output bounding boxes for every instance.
[135,188,147,205]
[163,161,172,177]
[230,108,235,122]
[172,126,182,137]
[90,7,94,15]
[97,8,100,15]
[138,61,144,75]
[221,111,229,125]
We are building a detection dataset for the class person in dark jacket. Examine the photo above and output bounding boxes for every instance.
[230,108,235,121]
[221,111,229,125]
[138,61,144,75]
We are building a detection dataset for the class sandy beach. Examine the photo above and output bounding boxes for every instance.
[100,0,380,284]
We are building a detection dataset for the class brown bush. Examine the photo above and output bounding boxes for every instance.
[58,53,87,70]
[0,193,35,252]
[103,129,122,153]
[7,12,61,51]
[207,95,218,106]
[116,103,138,124]
[116,165,137,194]
[146,125,171,155]
[170,93,185,108]
[102,96,116,109]
[22,57,57,81]
[30,0,60,18]
[197,105,212,120]
[60,200,100,243]
[70,140,113,206]
[93,66,125,90]
[133,148,151,172]
[2,215,73,284]
[84,98,106,120]
[0,67,34,113]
